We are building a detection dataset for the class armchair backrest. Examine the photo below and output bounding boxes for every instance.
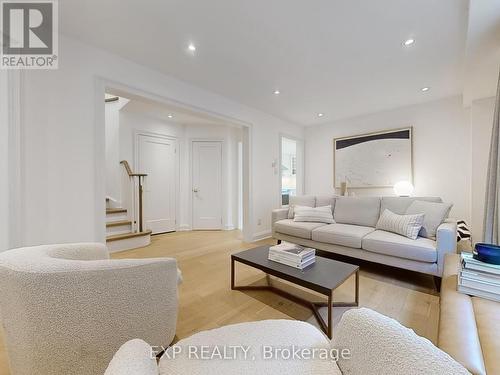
[0,243,179,375]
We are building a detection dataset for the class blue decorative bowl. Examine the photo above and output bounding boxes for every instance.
[473,243,500,265]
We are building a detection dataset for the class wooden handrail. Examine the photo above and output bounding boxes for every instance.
[105,96,119,103]
[120,160,148,232]
[120,160,147,177]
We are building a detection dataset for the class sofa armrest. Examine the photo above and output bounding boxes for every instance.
[436,219,457,276]
[272,208,288,225]
[105,339,159,375]
[333,308,470,375]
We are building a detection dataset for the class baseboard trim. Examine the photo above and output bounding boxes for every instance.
[252,230,272,242]
[223,225,235,231]
[177,224,192,232]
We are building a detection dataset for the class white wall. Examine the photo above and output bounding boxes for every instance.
[19,35,303,245]
[470,96,496,243]
[305,96,471,221]
[0,71,9,251]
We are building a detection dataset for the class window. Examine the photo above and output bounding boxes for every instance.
[281,137,298,206]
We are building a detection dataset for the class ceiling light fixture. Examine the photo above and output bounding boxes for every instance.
[188,43,196,52]
[317,113,324,117]
[273,90,280,95]
[168,114,174,118]
[421,87,430,92]
[403,38,415,46]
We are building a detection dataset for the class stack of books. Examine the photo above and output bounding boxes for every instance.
[268,242,315,270]
[458,252,500,302]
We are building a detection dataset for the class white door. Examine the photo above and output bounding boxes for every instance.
[138,134,177,234]
[192,141,222,230]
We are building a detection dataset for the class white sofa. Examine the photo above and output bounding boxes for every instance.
[105,308,470,375]
[0,243,181,375]
[272,196,457,279]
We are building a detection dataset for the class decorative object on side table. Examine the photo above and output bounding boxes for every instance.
[393,180,414,197]
[473,243,500,265]
[458,248,500,302]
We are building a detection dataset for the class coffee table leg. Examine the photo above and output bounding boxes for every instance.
[327,292,333,338]
[231,257,235,290]
[355,269,359,306]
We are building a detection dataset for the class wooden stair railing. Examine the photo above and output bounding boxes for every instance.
[120,160,148,232]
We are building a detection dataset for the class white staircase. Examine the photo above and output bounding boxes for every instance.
[105,207,151,253]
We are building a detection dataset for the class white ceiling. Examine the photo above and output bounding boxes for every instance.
[106,89,240,127]
[61,0,474,126]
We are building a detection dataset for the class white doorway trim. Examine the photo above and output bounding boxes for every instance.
[279,133,305,208]
[134,130,180,233]
[94,78,254,243]
[190,139,224,230]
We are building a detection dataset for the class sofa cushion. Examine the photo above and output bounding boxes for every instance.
[362,230,437,263]
[312,223,375,248]
[288,195,316,218]
[334,197,381,227]
[380,196,442,215]
[406,200,453,239]
[274,219,328,239]
[315,195,337,209]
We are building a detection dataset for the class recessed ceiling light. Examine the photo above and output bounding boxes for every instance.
[403,38,415,46]
[168,114,174,118]
[317,113,324,117]
[421,87,430,92]
[273,90,280,95]
[188,43,196,52]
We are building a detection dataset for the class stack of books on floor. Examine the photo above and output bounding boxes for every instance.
[458,252,500,302]
[268,242,315,270]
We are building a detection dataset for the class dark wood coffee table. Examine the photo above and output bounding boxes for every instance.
[231,246,359,338]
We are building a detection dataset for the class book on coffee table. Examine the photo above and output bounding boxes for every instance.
[268,242,315,269]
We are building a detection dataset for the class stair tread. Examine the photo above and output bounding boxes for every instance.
[106,208,127,214]
[106,230,152,242]
[106,220,132,228]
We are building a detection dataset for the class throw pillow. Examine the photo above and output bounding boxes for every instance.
[287,195,316,219]
[405,200,453,239]
[376,209,425,240]
[293,205,335,224]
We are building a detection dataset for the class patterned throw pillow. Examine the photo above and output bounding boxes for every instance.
[293,205,335,224]
[376,209,425,240]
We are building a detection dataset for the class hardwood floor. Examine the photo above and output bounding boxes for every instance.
[0,230,440,374]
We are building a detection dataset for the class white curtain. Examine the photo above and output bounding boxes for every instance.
[483,72,500,244]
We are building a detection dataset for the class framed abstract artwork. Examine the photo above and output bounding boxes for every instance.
[333,127,413,188]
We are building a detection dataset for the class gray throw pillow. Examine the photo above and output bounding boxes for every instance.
[405,200,453,239]
[376,209,425,240]
[287,195,316,219]
[293,205,335,224]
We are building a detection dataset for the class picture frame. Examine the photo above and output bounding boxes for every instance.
[333,127,413,189]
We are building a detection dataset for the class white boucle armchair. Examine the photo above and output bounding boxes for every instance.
[0,243,180,375]
[105,308,470,375]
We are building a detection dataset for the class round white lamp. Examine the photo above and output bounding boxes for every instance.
[393,181,414,197]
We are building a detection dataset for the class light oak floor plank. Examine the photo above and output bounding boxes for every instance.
[0,230,439,374]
